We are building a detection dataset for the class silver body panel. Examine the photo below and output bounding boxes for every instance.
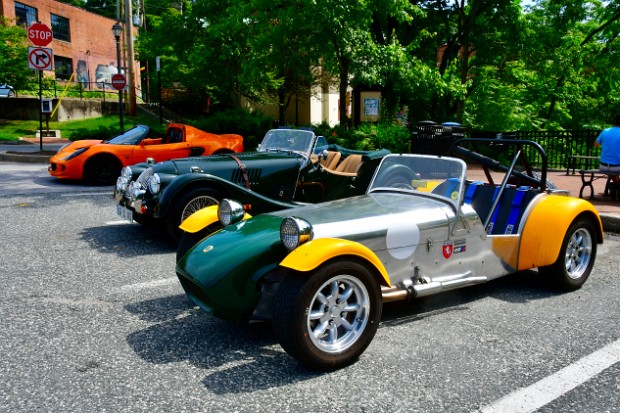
[271,189,526,295]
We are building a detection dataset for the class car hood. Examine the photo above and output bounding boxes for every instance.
[139,151,304,177]
[52,140,104,157]
[269,191,453,241]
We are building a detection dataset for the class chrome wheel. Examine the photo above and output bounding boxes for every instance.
[181,195,218,222]
[307,274,371,353]
[565,227,593,280]
[273,260,381,370]
[539,218,597,291]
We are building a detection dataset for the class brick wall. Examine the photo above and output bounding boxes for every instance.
[1,0,140,94]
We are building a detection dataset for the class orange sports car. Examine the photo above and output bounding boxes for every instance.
[48,124,244,185]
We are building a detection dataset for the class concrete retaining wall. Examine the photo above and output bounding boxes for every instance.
[0,97,121,121]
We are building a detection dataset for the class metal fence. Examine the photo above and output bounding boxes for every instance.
[411,123,601,171]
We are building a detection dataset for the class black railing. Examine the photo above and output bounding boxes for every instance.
[411,123,601,171]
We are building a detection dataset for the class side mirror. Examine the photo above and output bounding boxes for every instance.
[320,149,328,160]
[141,138,162,146]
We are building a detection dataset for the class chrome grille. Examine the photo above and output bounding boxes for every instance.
[137,167,154,189]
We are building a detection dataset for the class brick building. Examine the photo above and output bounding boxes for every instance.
[0,0,139,92]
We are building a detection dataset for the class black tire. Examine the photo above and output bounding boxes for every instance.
[538,217,597,291]
[84,155,122,185]
[176,225,220,262]
[166,188,222,242]
[272,259,382,371]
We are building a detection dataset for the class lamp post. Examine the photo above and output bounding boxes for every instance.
[112,22,124,130]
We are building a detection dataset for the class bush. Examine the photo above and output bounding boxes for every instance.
[69,126,122,141]
[312,122,411,153]
[192,109,273,150]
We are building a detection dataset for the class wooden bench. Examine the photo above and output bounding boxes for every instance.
[578,169,614,199]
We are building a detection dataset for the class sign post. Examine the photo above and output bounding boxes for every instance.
[156,56,162,123]
[27,22,53,151]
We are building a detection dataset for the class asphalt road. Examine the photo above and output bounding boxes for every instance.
[0,163,619,412]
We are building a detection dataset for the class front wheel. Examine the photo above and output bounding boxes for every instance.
[84,155,122,185]
[538,217,597,291]
[166,188,222,242]
[272,260,382,371]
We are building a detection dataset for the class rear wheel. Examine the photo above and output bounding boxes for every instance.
[166,188,222,242]
[84,155,122,185]
[538,217,597,290]
[272,260,382,371]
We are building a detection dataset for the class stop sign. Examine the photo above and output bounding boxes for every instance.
[111,73,127,91]
[27,23,53,47]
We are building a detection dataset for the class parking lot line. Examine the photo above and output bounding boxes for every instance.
[109,277,179,294]
[480,338,620,413]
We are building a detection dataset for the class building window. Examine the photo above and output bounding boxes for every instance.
[51,14,71,42]
[14,2,38,26]
[54,56,73,80]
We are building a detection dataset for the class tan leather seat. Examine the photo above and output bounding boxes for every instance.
[320,151,341,170]
[335,154,363,174]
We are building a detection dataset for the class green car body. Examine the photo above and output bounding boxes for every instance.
[114,128,389,240]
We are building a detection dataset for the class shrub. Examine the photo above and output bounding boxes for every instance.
[69,126,122,141]
[312,122,411,153]
[192,109,273,150]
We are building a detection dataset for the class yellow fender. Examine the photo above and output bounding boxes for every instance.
[178,205,252,233]
[279,238,392,287]
[518,195,603,271]
[179,205,220,233]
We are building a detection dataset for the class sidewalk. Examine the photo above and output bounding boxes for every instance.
[1,139,619,232]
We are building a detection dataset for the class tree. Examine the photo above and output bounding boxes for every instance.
[0,17,34,89]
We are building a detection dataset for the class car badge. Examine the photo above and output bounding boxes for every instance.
[442,242,453,259]
[203,245,214,253]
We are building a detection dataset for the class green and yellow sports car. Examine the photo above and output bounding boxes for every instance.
[176,139,603,371]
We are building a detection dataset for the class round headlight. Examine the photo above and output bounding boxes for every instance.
[148,173,160,194]
[218,199,245,226]
[115,176,129,192]
[120,166,132,179]
[280,217,313,251]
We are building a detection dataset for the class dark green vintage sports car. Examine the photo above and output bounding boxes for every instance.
[176,139,602,370]
[114,128,389,241]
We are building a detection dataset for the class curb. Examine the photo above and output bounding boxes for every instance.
[600,214,620,234]
[0,152,51,163]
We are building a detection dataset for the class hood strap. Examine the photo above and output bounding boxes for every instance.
[225,154,251,189]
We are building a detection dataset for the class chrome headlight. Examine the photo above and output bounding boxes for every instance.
[115,176,129,192]
[148,173,160,194]
[120,166,132,179]
[218,199,245,227]
[280,217,313,251]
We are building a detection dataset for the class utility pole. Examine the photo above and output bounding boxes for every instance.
[124,0,137,115]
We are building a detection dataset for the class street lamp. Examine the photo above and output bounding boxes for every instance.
[112,22,124,130]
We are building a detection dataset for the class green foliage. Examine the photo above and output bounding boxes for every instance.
[69,125,122,141]
[0,17,34,88]
[313,121,411,153]
[191,109,273,150]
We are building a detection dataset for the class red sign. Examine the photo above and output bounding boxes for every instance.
[111,73,127,91]
[28,23,53,47]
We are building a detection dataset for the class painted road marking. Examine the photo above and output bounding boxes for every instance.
[480,338,620,413]
[109,277,178,294]
[61,192,113,197]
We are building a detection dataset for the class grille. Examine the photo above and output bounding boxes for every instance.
[136,167,154,189]
[231,168,261,185]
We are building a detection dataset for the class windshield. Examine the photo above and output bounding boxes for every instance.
[106,125,150,145]
[258,129,316,157]
[369,154,466,207]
